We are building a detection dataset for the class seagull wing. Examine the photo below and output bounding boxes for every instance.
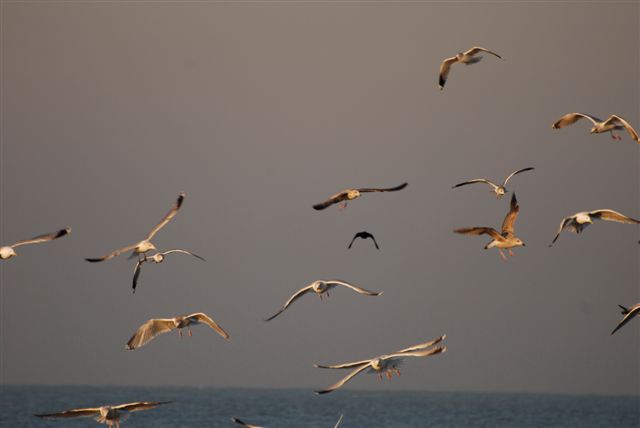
[357,182,408,193]
[326,280,383,296]
[313,191,349,210]
[590,209,640,225]
[502,167,534,186]
[611,305,640,335]
[114,401,172,412]
[265,285,314,321]
[314,358,374,369]
[501,193,520,234]
[315,363,371,395]
[132,259,145,293]
[186,312,231,340]
[608,115,639,142]
[10,228,71,248]
[438,56,458,90]
[231,417,264,428]
[85,242,138,263]
[369,234,380,249]
[549,216,575,246]
[161,248,206,261]
[454,227,503,241]
[395,334,446,353]
[347,234,359,249]
[146,192,185,240]
[452,179,498,191]
[551,112,601,129]
[463,46,502,59]
[381,346,447,364]
[35,408,101,419]
[126,318,176,350]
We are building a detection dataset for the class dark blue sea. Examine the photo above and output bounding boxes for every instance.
[1,386,638,427]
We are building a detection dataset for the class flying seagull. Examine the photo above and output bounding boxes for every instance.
[314,335,446,394]
[348,231,380,249]
[0,227,70,260]
[454,193,525,261]
[452,167,534,198]
[231,415,344,428]
[265,280,383,321]
[86,192,185,262]
[549,209,640,246]
[611,303,640,335]
[313,183,408,210]
[126,312,230,350]
[35,401,171,428]
[552,113,639,142]
[439,46,502,90]
[132,249,205,293]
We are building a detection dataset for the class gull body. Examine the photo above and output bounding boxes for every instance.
[552,113,639,142]
[314,335,446,394]
[611,303,640,335]
[0,228,70,260]
[265,280,383,321]
[126,312,230,350]
[35,401,171,428]
[452,167,534,198]
[86,193,185,262]
[439,46,502,90]
[132,248,205,293]
[550,209,640,246]
[313,183,408,210]
[454,193,525,260]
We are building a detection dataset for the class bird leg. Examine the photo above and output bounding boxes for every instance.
[179,329,183,337]
[498,249,507,261]
[319,294,323,301]
[326,291,330,297]
[377,373,382,381]
[508,249,514,257]
[394,368,401,377]
[338,201,348,210]
[188,329,193,337]
[386,371,393,380]
[610,131,622,141]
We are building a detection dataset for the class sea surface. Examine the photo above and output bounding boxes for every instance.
[0,386,638,428]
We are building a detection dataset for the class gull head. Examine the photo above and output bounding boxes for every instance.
[151,253,164,263]
[312,281,328,294]
[371,358,383,371]
[514,238,525,247]
[347,190,360,200]
[495,187,506,197]
[590,126,598,134]
[0,246,16,260]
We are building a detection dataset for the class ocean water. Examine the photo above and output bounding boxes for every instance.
[0,386,638,428]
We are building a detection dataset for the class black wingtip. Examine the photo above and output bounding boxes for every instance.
[85,258,102,263]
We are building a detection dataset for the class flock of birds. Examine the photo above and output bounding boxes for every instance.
[2,45,639,427]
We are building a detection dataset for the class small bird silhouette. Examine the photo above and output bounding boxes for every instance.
[348,232,380,250]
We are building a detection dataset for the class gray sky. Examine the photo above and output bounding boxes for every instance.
[1,2,638,396]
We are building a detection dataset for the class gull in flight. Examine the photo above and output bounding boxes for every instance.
[313,183,408,210]
[348,231,380,249]
[86,192,185,262]
[126,312,230,350]
[439,46,502,90]
[549,209,640,246]
[265,280,383,321]
[611,303,640,335]
[35,401,171,427]
[552,113,639,142]
[314,335,446,394]
[232,415,344,427]
[0,227,70,260]
[452,167,534,198]
[132,249,205,293]
[454,193,525,261]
